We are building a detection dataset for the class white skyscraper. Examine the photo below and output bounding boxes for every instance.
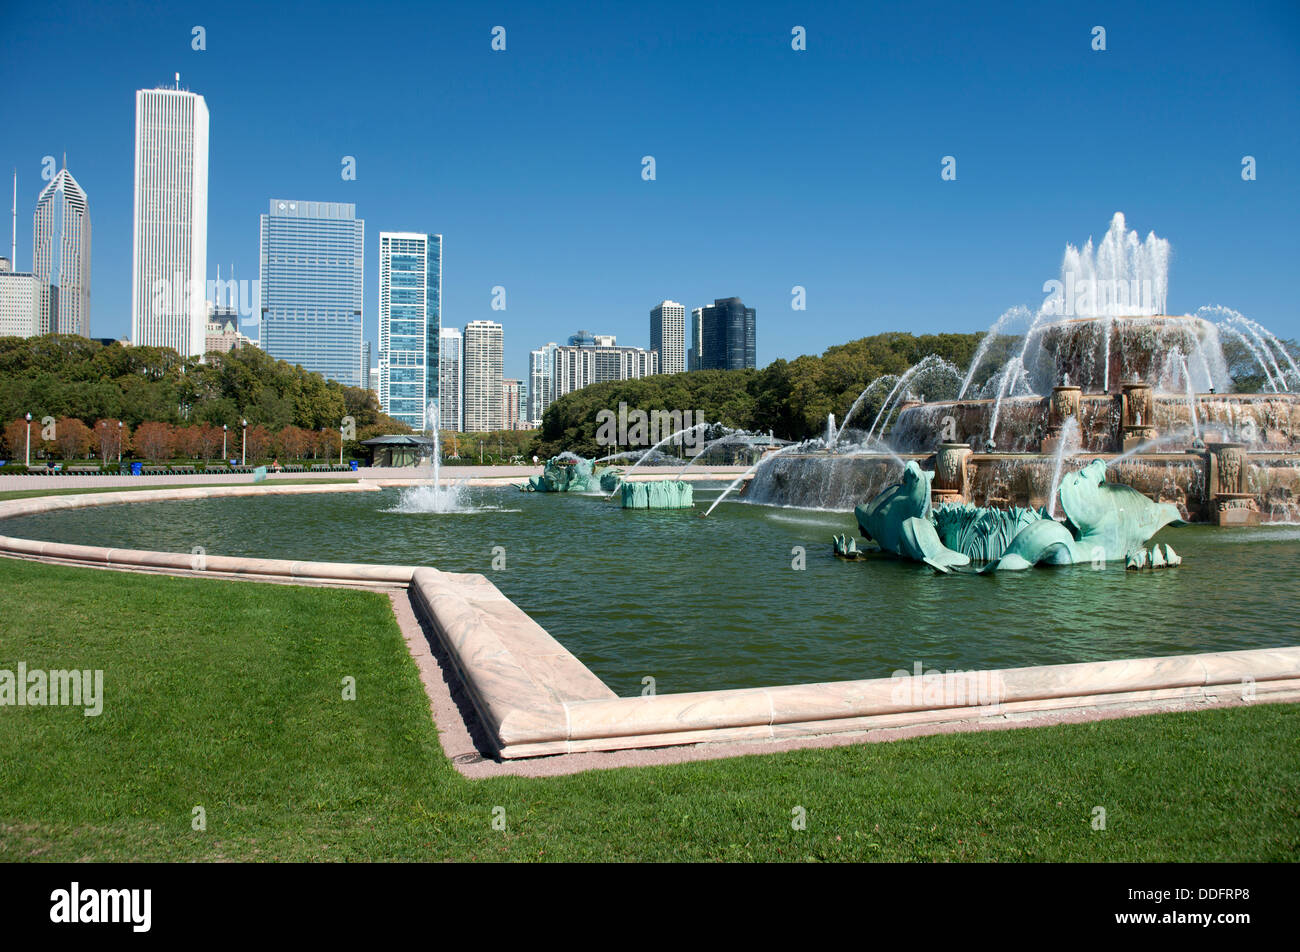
[528,341,558,423]
[131,82,209,356]
[0,258,37,338]
[463,320,504,432]
[32,166,91,336]
[650,300,685,374]
[438,327,463,431]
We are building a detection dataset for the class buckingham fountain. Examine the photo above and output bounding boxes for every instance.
[748,213,1300,530]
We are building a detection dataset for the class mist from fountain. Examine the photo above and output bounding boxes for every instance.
[395,400,470,513]
[608,421,714,498]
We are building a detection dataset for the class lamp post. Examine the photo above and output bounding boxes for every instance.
[241,418,247,466]
[117,421,123,465]
[24,412,31,468]
[339,423,345,465]
[222,424,228,460]
[479,441,484,465]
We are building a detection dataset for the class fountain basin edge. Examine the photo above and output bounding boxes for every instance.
[1,484,1296,759]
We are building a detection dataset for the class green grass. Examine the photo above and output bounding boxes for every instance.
[0,479,358,503]
[0,556,1296,862]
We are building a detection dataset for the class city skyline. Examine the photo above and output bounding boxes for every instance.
[2,1,1298,386]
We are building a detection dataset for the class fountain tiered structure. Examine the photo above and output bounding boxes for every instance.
[749,214,1300,524]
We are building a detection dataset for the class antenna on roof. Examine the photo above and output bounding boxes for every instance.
[10,168,16,270]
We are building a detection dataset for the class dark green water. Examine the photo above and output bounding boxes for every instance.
[5,485,1298,695]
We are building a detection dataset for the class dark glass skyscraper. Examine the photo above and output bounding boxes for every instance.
[698,297,756,370]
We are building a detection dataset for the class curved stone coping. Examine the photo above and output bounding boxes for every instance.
[0,482,416,587]
[4,484,1298,760]
[407,557,1300,756]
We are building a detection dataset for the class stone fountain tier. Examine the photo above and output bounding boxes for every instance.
[1024,313,1225,395]
[888,391,1300,455]
[745,447,1300,523]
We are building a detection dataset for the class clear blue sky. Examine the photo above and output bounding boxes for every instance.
[2,0,1297,383]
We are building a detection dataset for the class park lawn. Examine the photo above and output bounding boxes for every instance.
[0,479,358,503]
[0,555,1296,862]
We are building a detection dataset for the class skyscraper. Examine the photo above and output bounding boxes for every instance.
[696,297,756,370]
[259,200,364,386]
[502,378,522,430]
[131,82,209,356]
[689,307,703,371]
[463,320,504,432]
[528,342,558,423]
[438,327,463,431]
[0,258,37,338]
[650,300,685,374]
[32,165,91,336]
[378,232,441,431]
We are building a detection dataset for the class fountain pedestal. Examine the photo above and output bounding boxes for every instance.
[931,443,972,505]
[1041,386,1081,454]
[1120,383,1158,452]
[1206,442,1259,525]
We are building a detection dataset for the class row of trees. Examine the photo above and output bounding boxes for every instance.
[0,335,410,437]
[1,417,346,465]
[531,332,995,458]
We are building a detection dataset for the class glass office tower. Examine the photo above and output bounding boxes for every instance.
[378,232,441,431]
[259,200,364,386]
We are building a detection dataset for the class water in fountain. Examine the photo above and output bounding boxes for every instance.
[1174,352,1201,440]
[675,427,749,477]
[835,374,898,442]
[608,421,714,498]
[395,400,466,513]
[703,438,825,516]
[958,305,1034,399]
[1105,430,1199,467]
[858,356,963,445]
[827,414,836,445]
[1047,212,1170,319]
[988,356,1029,444]
[1046,416,1081,519]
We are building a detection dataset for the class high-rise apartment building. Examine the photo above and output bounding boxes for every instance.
[696,297,756,370]
[378,232,441,431]
[551,340,659,400]
[528,341,559,423]
[32,166,91,336]
[0,258,37,337]
[650,300,685,374]
[463,320,504,432]
[259,200,364,386]
[502,378,522,430]
[131,83,209,356]
[438,327,463,431]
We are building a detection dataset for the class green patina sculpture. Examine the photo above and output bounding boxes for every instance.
[599,469,623,493]
[620,480,693,509]
[847,458,1182,573]
[520,456,607,493]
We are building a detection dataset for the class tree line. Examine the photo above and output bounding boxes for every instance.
[532,331,1296,458]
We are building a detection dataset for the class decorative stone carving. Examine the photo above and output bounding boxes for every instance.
[932,443,972,503]
[1049,386,1082,430]
[1118,382,1158,451]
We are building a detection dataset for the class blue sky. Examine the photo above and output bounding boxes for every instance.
[2,0,1297,382]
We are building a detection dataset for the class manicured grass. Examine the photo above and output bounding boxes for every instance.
[0,556,1296,862]
[0,479,358,503]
